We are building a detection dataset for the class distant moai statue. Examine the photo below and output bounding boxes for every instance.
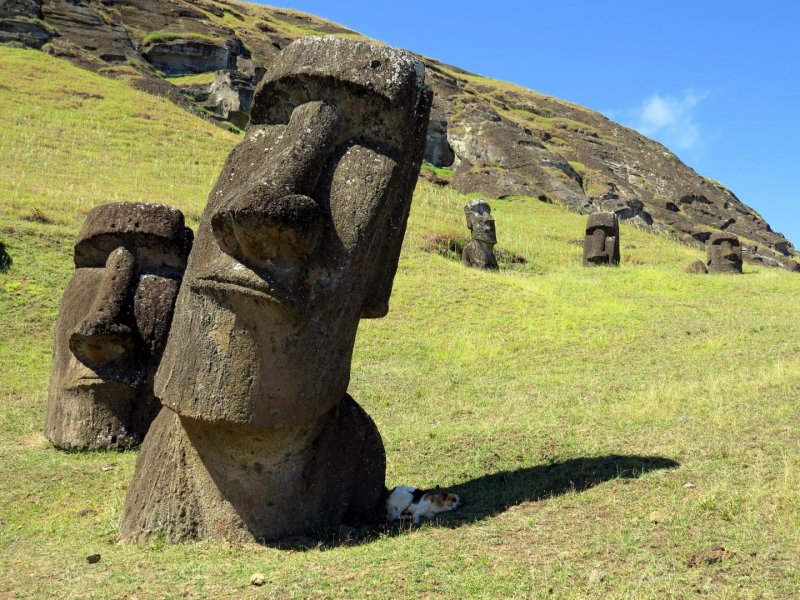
[462,199,499,270]
[707,232,743,274]
[583,212,620,266]
[44,203,192,450]
[118,37,432,544]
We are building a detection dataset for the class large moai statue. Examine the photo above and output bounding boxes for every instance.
[118,37,432,544]
[707,232,743,274]
[45,203,192,450]
[583,212,620,266]
[462,199,499,270]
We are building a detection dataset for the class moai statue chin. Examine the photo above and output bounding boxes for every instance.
[583,212,620,266]
[118,37,432,544]
[462,199,498,270]
[45,203,192,450]
[707,232,743,274]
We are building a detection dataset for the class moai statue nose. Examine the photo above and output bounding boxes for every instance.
[211,101,342,269]
[69,246,137,367]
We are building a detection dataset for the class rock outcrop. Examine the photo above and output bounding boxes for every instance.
[4,0,796,271]
[0,0,53,48]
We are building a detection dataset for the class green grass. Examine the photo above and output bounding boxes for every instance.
[421,161,455,179]
[164,72,217,87]
[141,31,223,46]
[2,46,800,598]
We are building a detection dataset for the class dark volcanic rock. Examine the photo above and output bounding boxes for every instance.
[141,37,239,75]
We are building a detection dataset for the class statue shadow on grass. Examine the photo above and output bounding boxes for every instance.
[0,241,11,272]
[279,454,678,550]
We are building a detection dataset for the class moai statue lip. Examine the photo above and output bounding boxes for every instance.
[707,232,743,274]
[462,199,499,270]
[45,203,192,451]
[153,36,433,432]
[583,212,620,266]
[118,38,432,544]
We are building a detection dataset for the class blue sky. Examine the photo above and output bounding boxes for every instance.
[260,1,799,247]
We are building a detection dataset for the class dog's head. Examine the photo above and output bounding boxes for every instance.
[430,489,464,511]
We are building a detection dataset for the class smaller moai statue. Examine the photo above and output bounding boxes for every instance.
[707,232,743,274]
[462,199,499,270]
[45,203,192,451]
[583,212,620,266]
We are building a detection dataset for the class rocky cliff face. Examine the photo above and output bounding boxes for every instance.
[4,0,796,270]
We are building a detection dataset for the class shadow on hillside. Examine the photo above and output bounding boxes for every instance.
[0,241,11,272]
[279,454,678,550]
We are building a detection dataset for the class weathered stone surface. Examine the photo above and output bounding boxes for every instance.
[44,203,192,451]
[0,15,51,48]
[707,232,743,274]
[0,0,42,19]
[462,199,498,270]
[685,260,708,274]
[119,37,432,543]
[141,37,241,75]
[583,212,620,266]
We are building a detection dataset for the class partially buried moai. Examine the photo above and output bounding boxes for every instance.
[583,212,620,266]
[45,203,192,451]
[462,199,499,270]
[118,37,432,543]
[707,232,743,274]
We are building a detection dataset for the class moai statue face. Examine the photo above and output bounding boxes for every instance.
[45,203,192,450]
[154,37,433,430]
[707,232,743,274]
[465,199,497,245]
[583,212,620,266]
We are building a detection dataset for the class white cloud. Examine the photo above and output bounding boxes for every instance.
[627,89,708,152]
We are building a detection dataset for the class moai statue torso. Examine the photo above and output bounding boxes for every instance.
[119,37,432,544]
[462,199,498,270]
[45,203,192,450]
[707,232,743,274]
[583,212,620,266]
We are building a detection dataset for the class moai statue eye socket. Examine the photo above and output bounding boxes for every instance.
[583,212,620,267]
[462,199,498,270]
[119,37,433,544]
[44,203,192,451]
[707,232,743,274]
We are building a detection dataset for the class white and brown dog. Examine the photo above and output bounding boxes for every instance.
[386,486,464,524]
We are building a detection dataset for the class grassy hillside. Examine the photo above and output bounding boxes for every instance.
[1,47,800,599]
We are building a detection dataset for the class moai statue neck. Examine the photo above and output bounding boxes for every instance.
[119,36,432,544]
[462,199,499,270]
